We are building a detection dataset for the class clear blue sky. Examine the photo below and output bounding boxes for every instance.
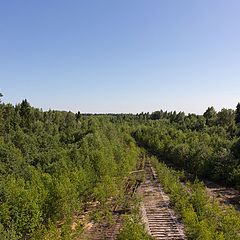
[1,0,240,114]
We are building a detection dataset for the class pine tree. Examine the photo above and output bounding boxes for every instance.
[235,103,240,124]
[203,106,217,126]
[0,93,3,135]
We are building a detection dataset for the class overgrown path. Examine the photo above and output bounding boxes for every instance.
[138,161,185,240]
[78,156,187,240]
[144,147,240,211]
[78,164,142,239]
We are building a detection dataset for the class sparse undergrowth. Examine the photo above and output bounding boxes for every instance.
[117,196,153,240]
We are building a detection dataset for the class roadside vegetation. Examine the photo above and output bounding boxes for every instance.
[117,193,153,240]
[151,157,240,240]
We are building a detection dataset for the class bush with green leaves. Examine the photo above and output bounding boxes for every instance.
[117,215,153,240]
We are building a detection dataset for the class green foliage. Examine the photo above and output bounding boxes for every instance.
[0,176,45,238]
[1,97,240,239]
[117,216,153,240]
[235,103,240,124]
[0,100,139,238]
[204,106,217,126]
[134,117,240,186]
[152,158,240,240]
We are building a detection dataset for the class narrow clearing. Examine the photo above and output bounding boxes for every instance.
[79,212,123,240]
[79,159,186,240]
[204,180,240,210]
[78,172,140,239]
[138,161,185,240]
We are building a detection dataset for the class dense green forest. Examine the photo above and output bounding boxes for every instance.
[1,94,240,239]
[0,96,140,239]
[134,106,240,187]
